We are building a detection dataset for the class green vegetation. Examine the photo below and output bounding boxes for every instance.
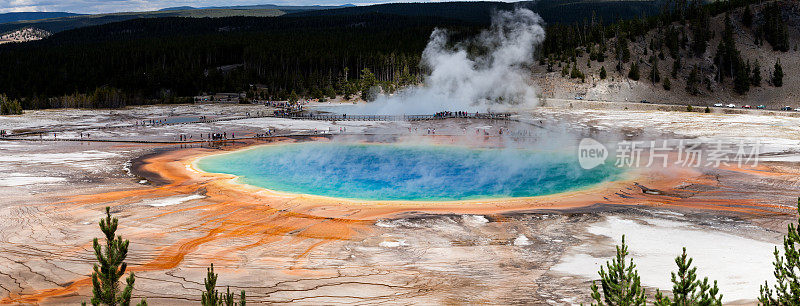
[653,248,722,305]
[0,14,447,108]
[686,65,700,95]
[201,264,221,306]
[628,62,640,81]
[201,264,245,306]
[751,60,762,87]
[591,198,800,304]
[649,57,660,84]
[0,94,22,115]
[761,3,790,52]
[0,0,662,110]
[359,68,379,101]
[671,58,680,79]
[590,236,647,305]
[543,0,791,97]
[773,59,784,87]
[571,65,586,82]
[742,5,753,28]
[78,197,800,304]
[85,207,146,306]
[690,7,710,57]
[760,198,800,304]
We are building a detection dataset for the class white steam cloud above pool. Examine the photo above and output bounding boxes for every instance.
[341,8,545,115]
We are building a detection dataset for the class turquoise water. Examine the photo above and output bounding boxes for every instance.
[196,143,623,201]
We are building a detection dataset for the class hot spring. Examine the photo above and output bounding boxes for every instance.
[196,142,623,201]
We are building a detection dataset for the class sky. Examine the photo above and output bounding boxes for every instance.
[0,0,475,14]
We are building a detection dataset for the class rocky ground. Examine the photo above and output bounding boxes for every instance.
[0,103,797,304]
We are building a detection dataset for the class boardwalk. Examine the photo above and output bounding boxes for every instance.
[0,112,522,144]
[284,112,513,121]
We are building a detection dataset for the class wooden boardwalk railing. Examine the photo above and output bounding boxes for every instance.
[0,112,515,139]
[282,113,513,121]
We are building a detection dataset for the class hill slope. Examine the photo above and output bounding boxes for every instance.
[536,1,800,108]
[0,9,284,34]
[286,0,662,25]
[0,1,662,35]
[0,12,82,24]
[160,4,355,12]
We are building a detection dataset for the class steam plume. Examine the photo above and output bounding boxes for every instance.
[351,8,545,114]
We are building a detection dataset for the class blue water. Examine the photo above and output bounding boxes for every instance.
[196,143,623,201]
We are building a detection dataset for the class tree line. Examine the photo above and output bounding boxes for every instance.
[0,13,475,109]
[0,94,22,115]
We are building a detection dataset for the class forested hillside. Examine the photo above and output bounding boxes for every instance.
[0,12,82,24]
[0,9,285,34]
[2,0,793,110]
[161,4,356,12]
[536,0,798,106]
[288,0,661,25]
[0,0,665,109]
[0,14,469,108]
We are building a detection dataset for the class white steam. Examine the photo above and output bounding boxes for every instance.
[347,8,545,115]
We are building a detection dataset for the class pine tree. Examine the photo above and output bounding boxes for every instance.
[649,57,661,84]
[590,236,647,305]
[763,3,790,52]
[359,67,378,101]
[751,60,762,87]
[628,62,640,81]
[672,58,680,78]
[742,5,753,28]
[0,94,23,115]
[773,59,783,87]
[324,85,336,99]
[654,247,722,305]
[714,13,743,85]
[734,59,750,95]
[663,77,671,90]
[223,287,235,306]
[760,198,800,305]
[287,91,299,104]
[202,264,221,306]
[686,65,700,95]
[201,264,247,306]
[571,65,585,80]
[691,8,710,57]
[600,66,607,79]
[88,207,146,306]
